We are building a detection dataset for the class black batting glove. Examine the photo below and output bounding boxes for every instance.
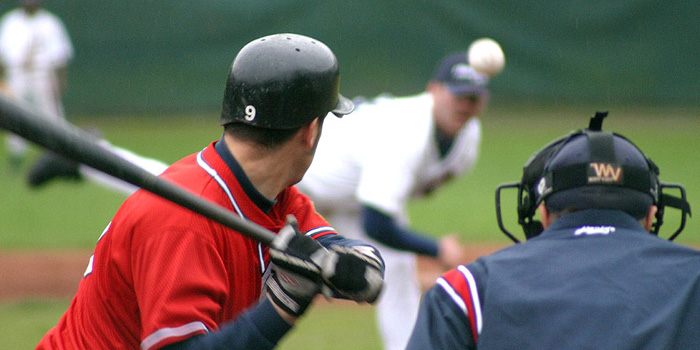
[269,215,329,280]
[267,215,329,317]
[265,264,320,317]
[321,245,385,304]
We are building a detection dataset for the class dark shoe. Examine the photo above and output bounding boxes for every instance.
[26,151,82,188]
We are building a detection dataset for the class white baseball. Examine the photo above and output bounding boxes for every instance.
[468,38,505,77]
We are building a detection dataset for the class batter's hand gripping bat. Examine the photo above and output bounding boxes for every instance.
[0,95,276,247]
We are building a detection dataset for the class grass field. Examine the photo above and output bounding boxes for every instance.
[1,105,698,349]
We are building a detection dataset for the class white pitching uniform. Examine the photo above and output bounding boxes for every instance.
[297,93,481,350]
[25,90,481,350]
[0,7,73,158]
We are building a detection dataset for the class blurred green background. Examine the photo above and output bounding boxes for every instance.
[1,1,699,114]
[1,0,699,349]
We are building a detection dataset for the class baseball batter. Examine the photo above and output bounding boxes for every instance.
[0,0,73,168]
[27,51,492,350]
[295,52,491,350]
[407,113,700,349]
[36,34,385,350]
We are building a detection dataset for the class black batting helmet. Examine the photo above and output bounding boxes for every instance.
[220,33,354,129]
[495,112,691,242]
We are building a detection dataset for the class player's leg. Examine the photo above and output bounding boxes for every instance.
[34,71,65,121]
[6,133,29,170]
[27,138,169,195]
[4,72,31,169]
[313,205,422,350]
[374,248,421,350]
[79,141,169,195]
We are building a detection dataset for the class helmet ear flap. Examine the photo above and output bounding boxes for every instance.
[513,135,570,239]
[518,190,544,240]
[523,220,544,239]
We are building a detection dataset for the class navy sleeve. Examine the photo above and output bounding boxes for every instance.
[314,227,386,274]
[362,205,439,257]
[160,298,292,350]
[314,231,375,249]
[406,284,475,350]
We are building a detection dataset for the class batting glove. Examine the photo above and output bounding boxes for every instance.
[267,215,328,317]
[269,215,329,280]
[321,245,385,304]
[265,264,320,317]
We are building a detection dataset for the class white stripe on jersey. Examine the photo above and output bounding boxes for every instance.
[141,321,209,350]
[437,277,468,313]
[196,149,244,217]
[196,149,266,275]
[458,265,483,334]
[305,226,335,236]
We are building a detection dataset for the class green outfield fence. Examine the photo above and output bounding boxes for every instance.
[1,1,698,115]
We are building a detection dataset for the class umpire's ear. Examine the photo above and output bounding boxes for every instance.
[643,205,658,232]
[538,204,553,229]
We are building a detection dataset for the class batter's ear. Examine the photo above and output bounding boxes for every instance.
[299,118,320,150]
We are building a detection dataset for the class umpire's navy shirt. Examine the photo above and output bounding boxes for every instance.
[408,209,700,350]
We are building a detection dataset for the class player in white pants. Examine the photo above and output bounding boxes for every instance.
[27,137,168,194]
[26,51,493,350]
[297,52,490,349]
[0,0,73,168]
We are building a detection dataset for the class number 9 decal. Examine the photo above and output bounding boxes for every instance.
[245,105,256,121]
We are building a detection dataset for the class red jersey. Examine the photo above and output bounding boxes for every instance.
[37,141,337,350]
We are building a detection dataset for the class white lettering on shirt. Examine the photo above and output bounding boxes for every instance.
[574,226,616,236]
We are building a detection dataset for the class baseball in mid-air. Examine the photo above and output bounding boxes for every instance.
[467,38,505,77]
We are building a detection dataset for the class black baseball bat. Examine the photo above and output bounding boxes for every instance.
[0,95,276,246]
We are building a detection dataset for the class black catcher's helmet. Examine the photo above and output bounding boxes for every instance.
[495,112,691,242]
[220,33,354,129]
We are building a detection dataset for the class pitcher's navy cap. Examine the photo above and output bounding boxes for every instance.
[433,53,489,96]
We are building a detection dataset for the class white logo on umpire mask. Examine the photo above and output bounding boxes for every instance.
[537,177,547,196]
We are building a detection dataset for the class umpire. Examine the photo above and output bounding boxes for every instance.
[407,112,700,349]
